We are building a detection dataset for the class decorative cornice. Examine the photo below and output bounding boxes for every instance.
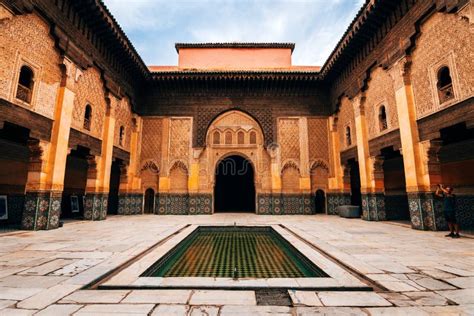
[175,42,295,53]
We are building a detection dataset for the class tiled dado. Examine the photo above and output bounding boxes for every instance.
[257,194,313,215]
[361,193,386,221]
[156,194,212,215]
[118,194,144,215]
[21,191,62,230]
[326,193,351,215]
[84,193,108,221]
[456,195,474,229]
[408,192,446,231]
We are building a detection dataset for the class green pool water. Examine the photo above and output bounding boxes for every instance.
[141,226,328,278]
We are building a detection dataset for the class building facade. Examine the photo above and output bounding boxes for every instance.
[0,0,473,231]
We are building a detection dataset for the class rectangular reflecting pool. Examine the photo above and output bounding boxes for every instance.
[141,226,328,278]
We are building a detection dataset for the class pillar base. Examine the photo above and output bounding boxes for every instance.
[326,193,351,215]
[362,193,386,221]
[408,192,446,231]
[257,194,312,215]
[118,194,144,215]
[84,193,108,221]
[22,191,62,230]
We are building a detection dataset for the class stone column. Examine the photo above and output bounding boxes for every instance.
[389,57,443,230]
[21,58,77,230]
[327,116,351,215]
[84,95,116,220]
[351,95,385,221]
[84,155,105,220]
[118,116,144,215]
[298,117,312,214]
[255,144,282,214]
[362,155,386,221]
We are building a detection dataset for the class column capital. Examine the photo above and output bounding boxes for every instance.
[60,56,80,90]
[388,55,413,90]
[352,93,366,117]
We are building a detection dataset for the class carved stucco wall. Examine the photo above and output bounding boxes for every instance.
[365,66,399,140]
[114,97,133,151]
[278,118,300,166]
[337,96,356,150]
[0,13,61,119]
[71,67,107,139]
[169,118,191,167]
[412,12,474,118]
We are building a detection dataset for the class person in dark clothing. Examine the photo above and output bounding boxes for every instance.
[435,184,460,238]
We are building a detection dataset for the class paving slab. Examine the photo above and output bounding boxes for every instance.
[0,299,16,310]
[18,259,75,276]
[444,276,474,289]
[436,289,474,305]
[17,284,81,310]
[288,290,322,306]
[73,303,154,315]
[150,304,188,316]
[411,277,456,290]
[189,290,256,306]
[0,287,43,300]
[122,289,191,304]
[295,307,367,315]
[188,305,220,316]
[403,291,449,306]
[220,305,292,315]
[59,290,130,304]
[317,291,392,307]
[0,308,36,316]
[366,306,429,315]
[35,304,83,316]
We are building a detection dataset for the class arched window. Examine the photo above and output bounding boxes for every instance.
[437,66,454,104]
[83,105,92,131]
[249,131,257,144]
[345,126,352,146]
[225,131,232,144]
[378,105,388,131]
[237,131,245,144]
[213,131,221,145]
[119,126,125,146]
[16,66,34,104]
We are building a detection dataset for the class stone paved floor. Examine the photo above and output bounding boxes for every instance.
[0,214,473,315]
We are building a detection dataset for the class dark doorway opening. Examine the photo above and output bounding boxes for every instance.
[144,188,155,214]
[61,146,89,219]
[107,159,121,215]
[349,159,362,209]
[214,155,255,212]
[382,147,410,220]
[0,123,30,229]
[314,189,326,214]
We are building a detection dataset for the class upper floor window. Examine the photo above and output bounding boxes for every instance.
[213,131,220,145]
[119,126,125,146]
[225,131,232,144]
[378,105,388,132]
[16,66,34,104]
[249,131,257,144]
[83,104,92,131]
[345,126,352,146]
[437,66,454,104]
[237,131,244,144]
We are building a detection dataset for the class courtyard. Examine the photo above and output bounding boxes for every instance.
[0,214,473,315]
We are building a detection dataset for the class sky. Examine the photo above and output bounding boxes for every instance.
[102,0,366,66]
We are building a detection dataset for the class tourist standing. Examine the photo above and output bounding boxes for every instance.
[436,184,460,238]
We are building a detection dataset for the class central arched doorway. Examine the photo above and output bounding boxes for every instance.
[214,155,255,213]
